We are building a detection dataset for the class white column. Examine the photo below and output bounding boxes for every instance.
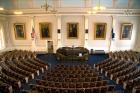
[131,17,139,50]
[5,19,13,49]
[0,26,2,49]
[84,15,89,48]
[57,15,62,48]
[0,27,5,49]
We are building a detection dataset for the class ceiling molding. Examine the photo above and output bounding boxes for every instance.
[0,8,140,16]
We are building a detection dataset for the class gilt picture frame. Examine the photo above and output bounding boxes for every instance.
[39,22,52,39]
[120,23,133,40]
[67,23,79,39]
[94,23,107,40]
[14,23,26,40]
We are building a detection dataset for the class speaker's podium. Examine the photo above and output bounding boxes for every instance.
[90,49,105,55]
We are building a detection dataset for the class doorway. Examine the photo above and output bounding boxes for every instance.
[47,41,53,53]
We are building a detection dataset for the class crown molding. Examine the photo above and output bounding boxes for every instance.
[0,8,140,16]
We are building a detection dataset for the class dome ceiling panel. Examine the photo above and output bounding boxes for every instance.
[61,0,84,7]
[115,0,129,8]
[132,0,140,9]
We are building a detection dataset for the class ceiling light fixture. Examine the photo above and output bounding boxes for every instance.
[93,0,106,11]
[0,7,4,10]
[87,0,106,14]
[14,0,23,15]
[14,11,23,15]
[87,10,97,14]
[124,9,133,15]
[41,0,57,13]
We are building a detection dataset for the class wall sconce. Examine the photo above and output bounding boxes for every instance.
[85,29,88,33]
[57,29,60,33]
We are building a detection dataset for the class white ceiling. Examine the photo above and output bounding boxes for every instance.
[0,0,140,9]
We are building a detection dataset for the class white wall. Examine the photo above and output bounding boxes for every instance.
[110,16,140,51]
[0,15,140,53]
[2,15,58,52]
[61,15,85,47]
[134,17,140,51]
[8,16,32,50]
[88,15,112,52]
[34,16,57,52]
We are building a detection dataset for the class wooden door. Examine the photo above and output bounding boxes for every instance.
[47,41,53,53]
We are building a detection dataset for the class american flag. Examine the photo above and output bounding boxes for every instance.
[31,27,35,39]
[111,28,115,39]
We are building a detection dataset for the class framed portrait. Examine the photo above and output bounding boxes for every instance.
[94,23,107,40]
[39,22,51,39]
[67,23,79,39]
[14,23,26,40]
[120,23,133,40]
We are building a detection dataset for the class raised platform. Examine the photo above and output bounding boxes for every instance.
[56,47,89,61]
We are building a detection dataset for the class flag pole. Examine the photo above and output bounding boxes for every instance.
[108,15,113,52]
[31,16,36,51]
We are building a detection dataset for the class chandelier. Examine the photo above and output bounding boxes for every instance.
[93,0,106,11]
[124,9,133,15]
[41,0,57,13]
[88,0,106,14]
